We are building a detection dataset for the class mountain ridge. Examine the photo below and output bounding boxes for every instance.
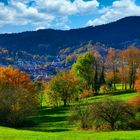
[0,16,140,56]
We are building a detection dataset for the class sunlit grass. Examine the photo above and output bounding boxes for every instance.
[0,89,139,140]
[0,126,140,140]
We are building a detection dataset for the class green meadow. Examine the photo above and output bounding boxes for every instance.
[0,90,140,140]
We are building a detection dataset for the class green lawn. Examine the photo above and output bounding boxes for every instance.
[82,92,139,104]
[0,127,140,140]
[0,91,140,140]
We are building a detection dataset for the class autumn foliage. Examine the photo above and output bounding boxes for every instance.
[46,70,80,107]
[80,89,93,98]
[135,73,140,93]
[0,66,35,92]
[0,67,38,126]
[128,96,140,107]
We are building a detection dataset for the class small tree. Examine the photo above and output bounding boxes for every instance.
[69,103,93,129]
[46,71,80,107]
[92,99,133,130]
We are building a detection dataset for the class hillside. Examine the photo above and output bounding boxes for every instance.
[0,16,140,56]
[0,16,140,80]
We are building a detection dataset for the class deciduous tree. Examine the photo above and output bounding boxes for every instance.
[72,52,95,90]
[46,71,80,107]
[0,67,38,126]
[106,49,120,89]
[121,47,140,89]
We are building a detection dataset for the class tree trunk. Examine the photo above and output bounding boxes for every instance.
[63,99,67,107]
[125,83,127,90]
[122,82,124,90]
[113,65,116,90]
[110,122,115,130]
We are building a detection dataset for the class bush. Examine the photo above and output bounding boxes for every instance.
[99,84,110,94]
[69,103,93,129]
[96,124,111,131]
[127,120,140,130]
[92,99,135,130]
[0,67,38,127]
[80,89,93,98]
[70,99,139,131]
[128,96,140,111]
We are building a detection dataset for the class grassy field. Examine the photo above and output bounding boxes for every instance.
[0,126,140,140]
[0,90,140,140]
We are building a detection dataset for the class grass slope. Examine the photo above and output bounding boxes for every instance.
[0,91,139,140]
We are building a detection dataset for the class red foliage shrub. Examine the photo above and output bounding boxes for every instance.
[80,89,93,98]
[128,96,140,107]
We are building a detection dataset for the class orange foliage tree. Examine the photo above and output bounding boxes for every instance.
[106,49,120,89]
[121,47,140,89]
[0,67,38,126]
[128,73,140,108]
[0,66,35,92]
[135,73,140,93]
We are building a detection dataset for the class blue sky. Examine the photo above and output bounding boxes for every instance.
[0,0,140,33]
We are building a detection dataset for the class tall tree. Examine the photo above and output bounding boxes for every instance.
[93,62,100,94]
[118,66,129,90]
[99,66,106,86]
[106,49,120,89]
[121,47,140,89]
[72,52,95,90]
[135,73,140,93]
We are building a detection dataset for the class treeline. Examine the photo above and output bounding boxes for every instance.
[46,46,140,107]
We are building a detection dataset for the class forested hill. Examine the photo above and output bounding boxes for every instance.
[0,16,140,56]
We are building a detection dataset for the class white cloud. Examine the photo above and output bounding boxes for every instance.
[36,0,99,15]
[0,0,99,29]
[87,0,140,26]
[1,0,140,31]
[72,0,99,14]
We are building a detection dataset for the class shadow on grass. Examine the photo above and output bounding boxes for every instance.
[111,90,135,96]
[32,115,67,123]
[20,106,70,133]
[37,106,68,116]
[26,128,70,133]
